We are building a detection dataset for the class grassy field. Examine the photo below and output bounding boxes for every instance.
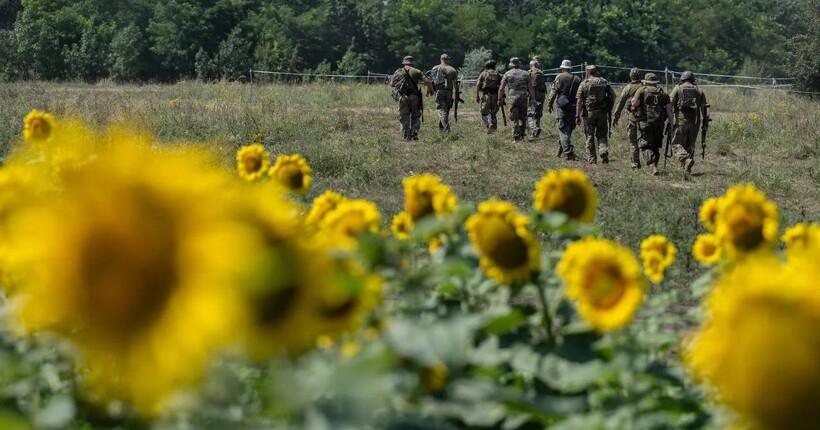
[1,80,818,291]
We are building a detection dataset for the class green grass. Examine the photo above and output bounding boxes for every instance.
[1,80,818,290]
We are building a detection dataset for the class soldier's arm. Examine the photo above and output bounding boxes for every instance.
[630,88,642,110]
[607,85,617,112]
[476,74,483,102]
[613,85,629,119]
[668,86,679,108]
[575,86,584,122]
[547,78,559,109]
[497,82,507,106]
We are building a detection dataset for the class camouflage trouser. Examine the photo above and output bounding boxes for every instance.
[638,122,664,167]
[480,92,499,130]
[628,120,640,167]
[556,108,576,157]
[527,91,546,138]
[583,110,609,163]
[436,90,454,131]
[398,94,422,140]
[508,94,528,140]
[671,122,698,167]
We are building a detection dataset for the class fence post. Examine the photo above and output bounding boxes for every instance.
[249,68,253,84]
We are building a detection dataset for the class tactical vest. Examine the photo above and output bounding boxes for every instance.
[482,70,501,93]
[643,86,666,124]
[677,84,700,112]
[585,78,612,111]
[531,70,547,93]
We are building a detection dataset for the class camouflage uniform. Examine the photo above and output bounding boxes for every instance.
[670,81,708,173]
[547,71,580,158]
[390,65,425,140]
[477,69,501,130]
[501,67,532,141]
[613,79,644,168]
[428,64,459,132]
[527,67,548,138]
[633,84,670,170]
[577,76,617,163]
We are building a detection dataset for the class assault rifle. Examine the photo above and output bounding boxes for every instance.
[701,104,711,159]
[500,94,508,127]
[454,80,465,122]
[663,121,673,171]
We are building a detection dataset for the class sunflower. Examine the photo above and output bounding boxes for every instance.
[642,251,666,284]
[236,143,270,181]
[269,154,312,194]
[466,200,540,285]
[782,223,820,258]
[686,255,820,430]
[306,191,347,226]
[532,169,597,223]
[391,211,414,240]
[692,234,722,265]
[6,143,248,416]
[23,109,56,143]
[639,235,676,283]
[319,199,381,247]
[402,174,458,222]
[557,238,646,332]
[699,197,720,231]
[714,184,779,257]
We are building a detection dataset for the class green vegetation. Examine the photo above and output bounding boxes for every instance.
[0,0,817,88]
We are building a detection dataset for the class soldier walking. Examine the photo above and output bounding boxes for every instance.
[613,68,644,169]
[389,56,432,141]
[498,57,535,142]
[476,59,502,133]
[630,73,673,176]
[547,60,580,160]
[576,65,616,164]
[527,59,548,139]
[427,54,459,132]
[669,71,709,179]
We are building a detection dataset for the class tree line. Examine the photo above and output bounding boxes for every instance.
[0,0,818,90]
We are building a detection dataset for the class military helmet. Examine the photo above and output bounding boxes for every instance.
[402,56,414,65]
[485,59,497,69]
[642,73,660,85]
[680,70,695,83]
[630,68,641,81]
[508,57,521,68]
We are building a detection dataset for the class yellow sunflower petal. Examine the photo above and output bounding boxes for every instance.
[533,169,598,223]
[269,154,312,194]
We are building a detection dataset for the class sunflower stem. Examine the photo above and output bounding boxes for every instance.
[537,285,555,347]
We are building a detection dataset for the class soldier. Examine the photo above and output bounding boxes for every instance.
[427,54,460,132]
[547,59,580,160]
[630,73,673,176]
[612,68,644,169]
[576,65,616,164]
[475,59,502,132]
[389,56,432,141]
[669,71,709,179]
[527,59,548,139]
[498,57,536,142]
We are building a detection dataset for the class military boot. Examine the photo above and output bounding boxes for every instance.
[684,158,694,180]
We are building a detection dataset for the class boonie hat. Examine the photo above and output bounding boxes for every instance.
[642,73,660,84]
[560,59,572,69]
[402,56,414,65]
[509,57,521,67]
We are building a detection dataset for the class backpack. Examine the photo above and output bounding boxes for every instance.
[429,66,447,89]
[677,85,700,112]
[392,69,418,98]
[586,78,611,111]
[482,70,501,93]
[531,70,547,92]
[643,86,666,124]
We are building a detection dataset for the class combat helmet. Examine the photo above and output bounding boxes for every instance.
[680,71,695,83]
[630,68,641,82]
[485,59,497,69]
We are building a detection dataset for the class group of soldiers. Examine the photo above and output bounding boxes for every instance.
[389,55,710,179]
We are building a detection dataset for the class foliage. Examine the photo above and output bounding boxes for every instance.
[461,46,494,78]
[787,0,820,92]
[108,24,145,82]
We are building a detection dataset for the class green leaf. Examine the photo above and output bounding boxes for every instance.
[538,355,616,393]
[690,271,714,299]
[484,309,526,336]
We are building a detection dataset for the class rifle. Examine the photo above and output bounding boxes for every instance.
[663,121,673,171]
[500,94,508,127]
[701,104,712,159]
[454,81,465,122]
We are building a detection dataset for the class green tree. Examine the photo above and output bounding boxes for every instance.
[218,26,251,80]
[337,44,368,76]
[65,25,111,81]
[147,0,207,78]
[786,0,820,91]
[109,24,145,82]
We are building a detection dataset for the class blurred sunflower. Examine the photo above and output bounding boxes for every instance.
[642,251,666,284]
[23,109,56,143]
[391,211,414,240]
[6,143,249,416]
[269,154,312,194]
[715,184,779,257]
[686,255,820,430]
[693,234,722,265]
[557,238,646,332]
[640,235,676,283]
[466,200,540,285]
[699,197,720,231]
[320,199,381,247]
[402,174,457,222]
[236,143,270,182]
[306,191,347,226]
[782,223,820,258]
[533,169,597,223]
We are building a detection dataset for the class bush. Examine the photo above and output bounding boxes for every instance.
[461,46,493,78]
[109,24,145,83]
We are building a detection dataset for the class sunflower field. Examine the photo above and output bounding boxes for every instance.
[0,109,818,430]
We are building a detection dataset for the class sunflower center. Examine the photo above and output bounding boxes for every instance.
[243,154,264,174]
[409,192,435,221]
[280,165,304,190]
[554,182,589,220]
[476,216,529,269]
[586,265,627,309]
[726,207,764,251]
[30,119,51,140]
[254,284,300,325]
